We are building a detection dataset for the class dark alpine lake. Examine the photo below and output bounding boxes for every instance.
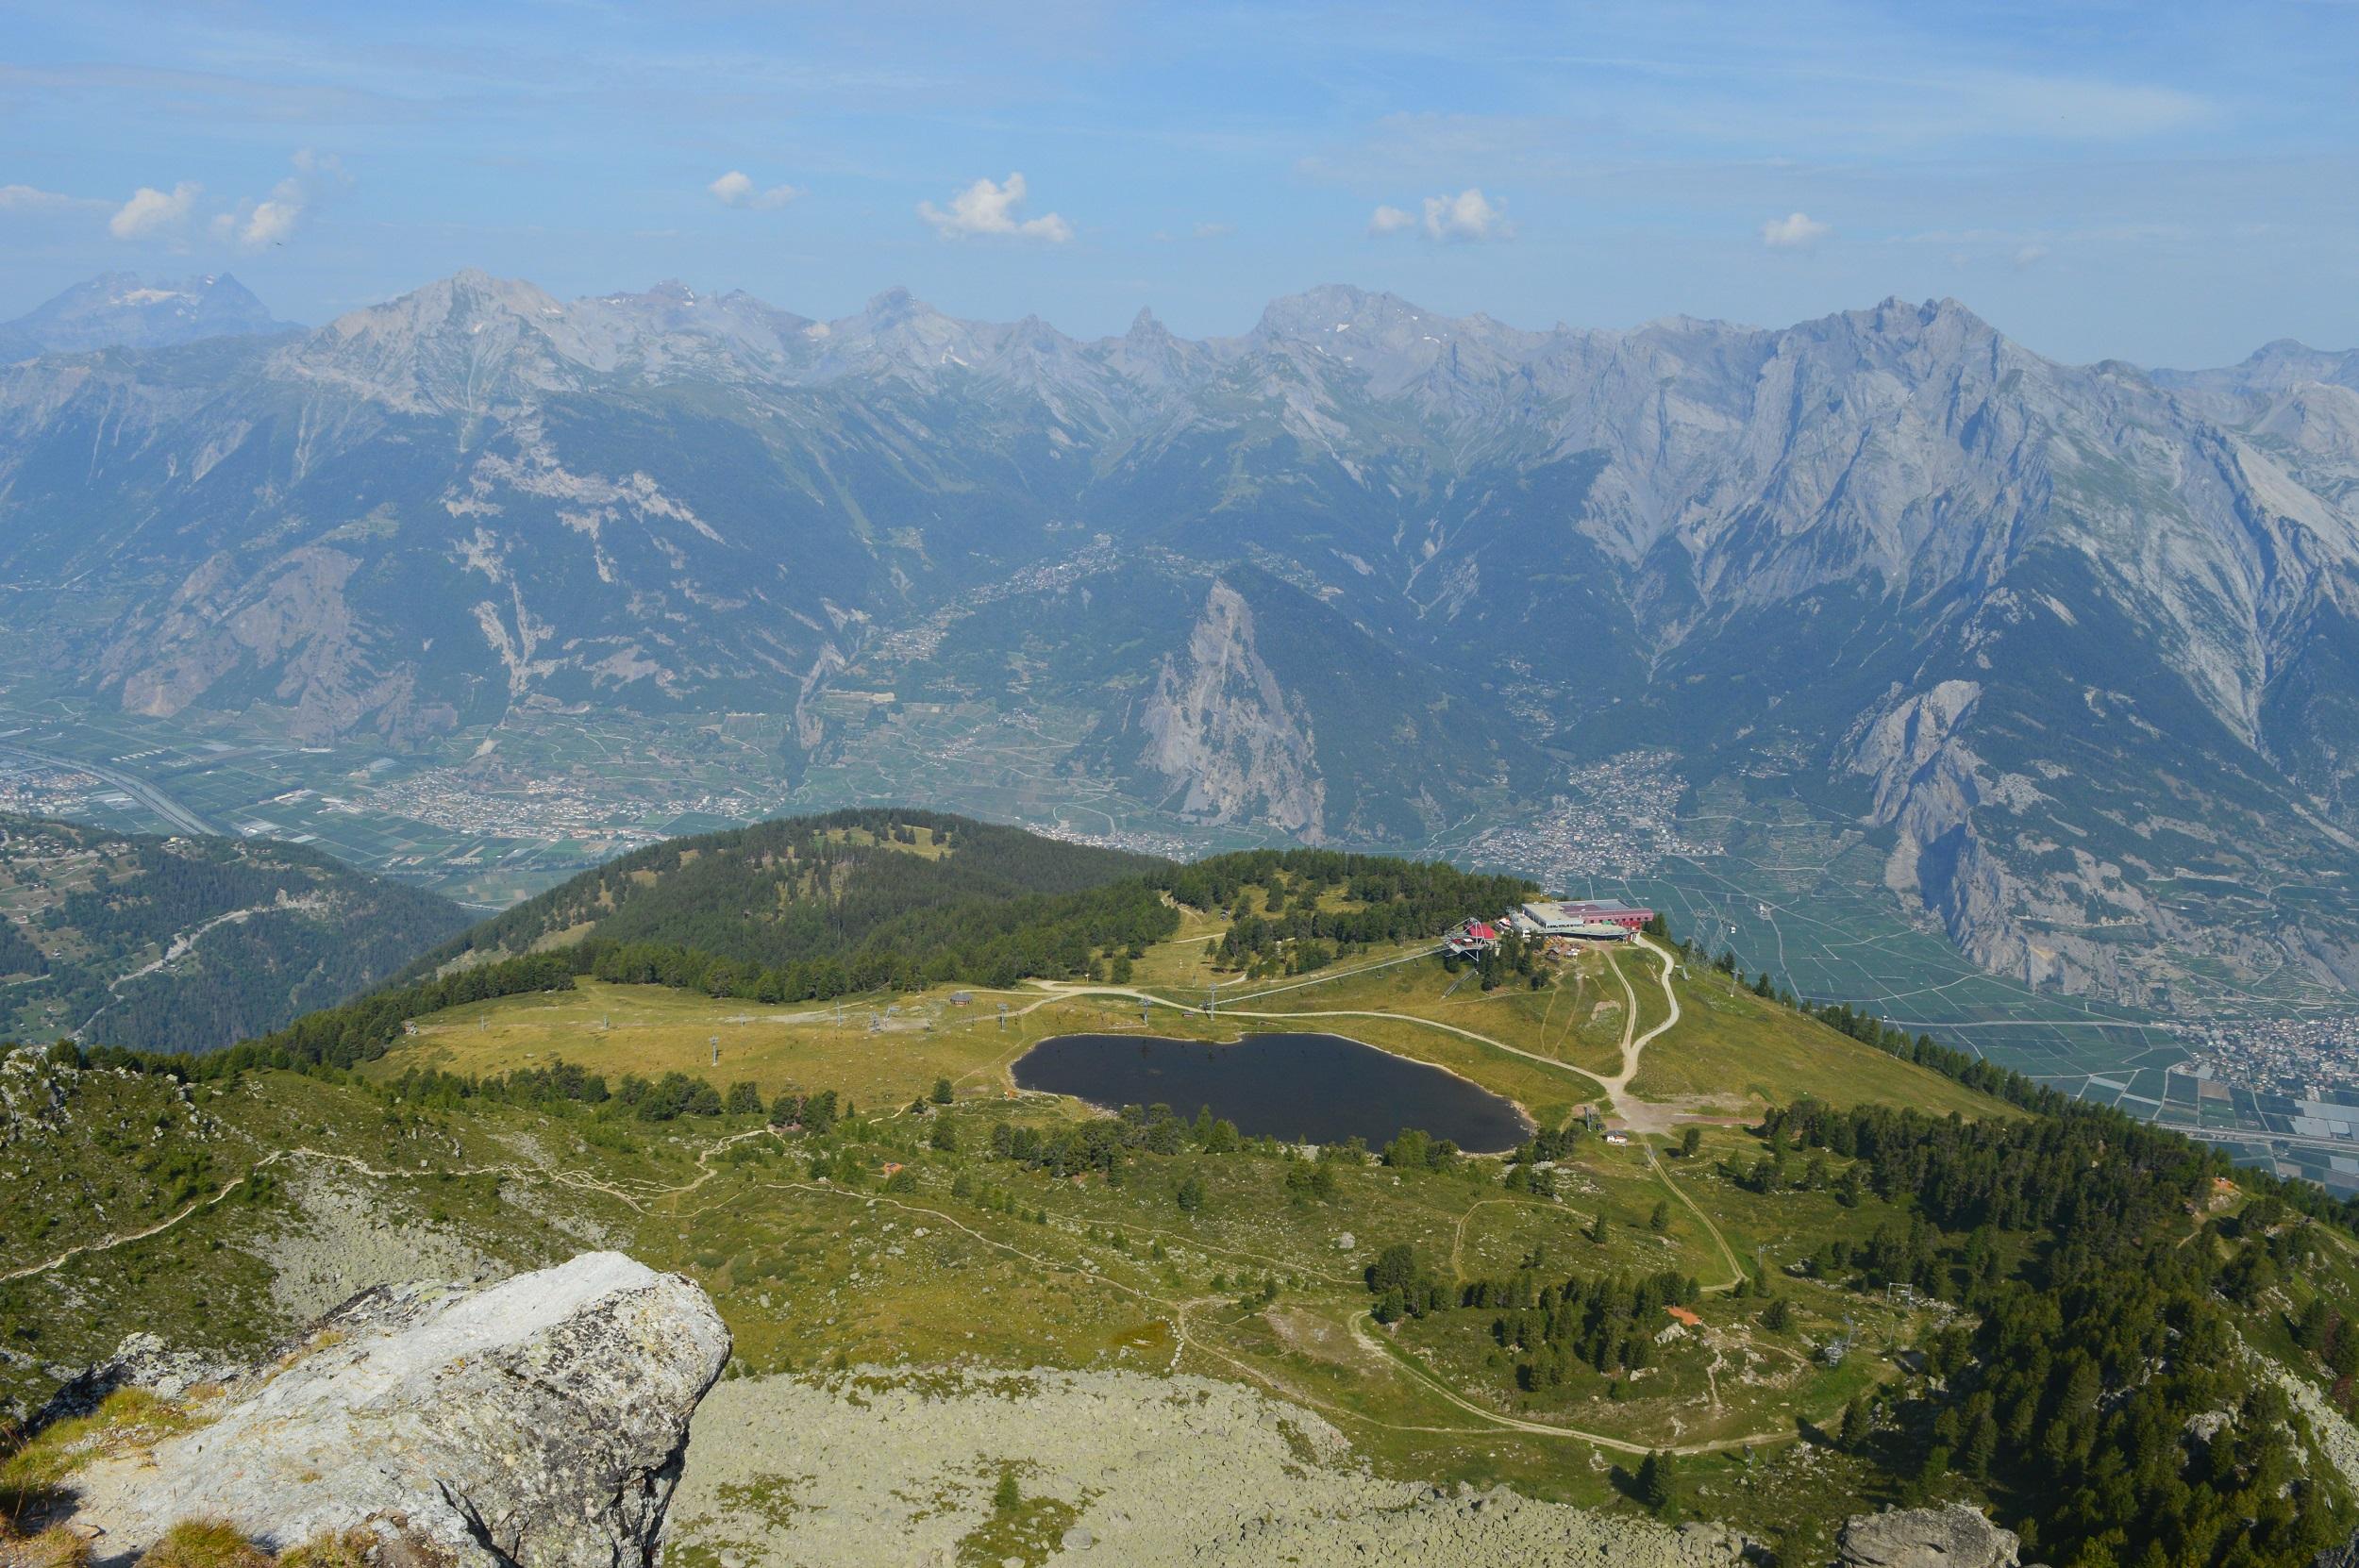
[1012,1031,1531,1152]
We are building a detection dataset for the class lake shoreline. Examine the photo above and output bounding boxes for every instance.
[1012,1030,1535,1155]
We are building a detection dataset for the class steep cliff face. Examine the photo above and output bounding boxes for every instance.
[1847,678,2147,997]
[1138,582,1326,838]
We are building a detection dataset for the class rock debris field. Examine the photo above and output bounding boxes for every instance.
[668,1366,1751,1568]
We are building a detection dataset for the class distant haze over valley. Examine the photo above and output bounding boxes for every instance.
[3,265,2357,1118]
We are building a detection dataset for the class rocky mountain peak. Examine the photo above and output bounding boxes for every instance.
[283,269,622,412]
[320,269,565,340]
[2220,338,2359,392]
[858,285,927,325]
[1251,283,1421,343]
[1243,284,1555,404]
[1816,294,2007,358]
[0,270,296,357]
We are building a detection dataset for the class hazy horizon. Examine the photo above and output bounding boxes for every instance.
[4,1,2354,369]
[14,263,2351,374]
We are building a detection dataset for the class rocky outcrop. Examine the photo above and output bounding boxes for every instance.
[51,1252,728,1568]
[2314,1535,2359,1568]
[1137,581,1326,838]
[1846,678,2167,1001]
[1837,1505,2024,1568]
[27,1332,238,1427]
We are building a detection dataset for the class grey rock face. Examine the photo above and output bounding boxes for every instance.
[57,1251,728,1568]
[1838,1505,2023,1568]
[1137,581,1326,838]
[30,1331,241,1428]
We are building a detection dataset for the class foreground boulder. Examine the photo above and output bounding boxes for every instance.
[54,1252,728,1568]
[1838,1505,2024,1568]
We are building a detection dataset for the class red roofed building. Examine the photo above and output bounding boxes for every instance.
[1444,918,1499,956]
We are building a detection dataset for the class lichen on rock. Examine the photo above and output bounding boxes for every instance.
[43,1252,728,1568]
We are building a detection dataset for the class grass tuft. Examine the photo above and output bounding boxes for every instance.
[275,1529,376,1568]
[1,1390,202,1492]
[135,1520,271,1568]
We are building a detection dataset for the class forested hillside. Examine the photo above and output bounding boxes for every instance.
[1762,1093,2350,1566]
[0,815,466,1055]
[399,818,1534,1008]
[398,810,1172,992]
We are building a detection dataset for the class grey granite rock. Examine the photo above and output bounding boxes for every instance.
[1838,1505,2021,1568]
[58,1251,728,1568]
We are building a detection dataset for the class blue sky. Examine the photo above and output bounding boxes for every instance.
[2,0,2353,366]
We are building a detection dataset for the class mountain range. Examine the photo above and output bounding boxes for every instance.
[0,269,2355,1018]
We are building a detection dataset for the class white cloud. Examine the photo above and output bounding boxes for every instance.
[1372,191,1512,242]
[1378,190,1519,242]
[918,173,1072,242]
[709,170,801,210]
[242,180,305,246]
[0,184,105,214]
[1192,221,1233,239]
[109,181,200,241]
[1422,188,1510,242]
[2013,243,2049,269]
[211,151,351,250]
[1760,210,1832,248]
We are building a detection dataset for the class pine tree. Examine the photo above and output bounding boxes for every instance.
[1635,1450,1675,1513]
[1839,1396,1872,1453]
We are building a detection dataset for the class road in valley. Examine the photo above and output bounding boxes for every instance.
[0,742,218,837]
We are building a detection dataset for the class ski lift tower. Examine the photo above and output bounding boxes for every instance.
[1820,1315,1858,1367]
